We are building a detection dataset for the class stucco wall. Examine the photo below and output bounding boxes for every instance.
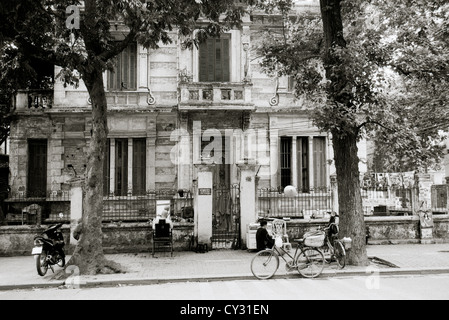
[0,223,194,256]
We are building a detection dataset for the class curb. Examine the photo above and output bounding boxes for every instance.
[2,267,449,291]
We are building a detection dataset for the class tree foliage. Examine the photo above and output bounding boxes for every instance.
[0,0,256,275]
[256,0,449,169]
[255,0,449,265]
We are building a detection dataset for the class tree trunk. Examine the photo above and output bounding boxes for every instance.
[332,130,369,266]
[65,66,122,275]
[320,0,369,266]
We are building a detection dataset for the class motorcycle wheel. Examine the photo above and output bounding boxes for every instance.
[35,251,48,277]
[57,256,66,268]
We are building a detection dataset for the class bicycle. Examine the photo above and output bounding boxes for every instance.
[250,236,325,280]
[320,225,346,269]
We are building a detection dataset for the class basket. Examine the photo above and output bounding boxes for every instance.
[304,231,325,247]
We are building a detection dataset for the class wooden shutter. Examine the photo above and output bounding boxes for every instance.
[313,137,326,188]
[28,140,47,197]
[115,139,128,196]
[107,43,137,91]
[199,37,231,82]
[132,139,146,195]
[221,38,230,82]
[297,138,309,191]
[207,39,215,81]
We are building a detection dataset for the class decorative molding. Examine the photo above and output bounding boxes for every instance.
[147,88,156,105]
[269,77,280,106]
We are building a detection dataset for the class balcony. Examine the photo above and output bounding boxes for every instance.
[105,90,157,107]
[15,90,53,111]
[178,82,254,111]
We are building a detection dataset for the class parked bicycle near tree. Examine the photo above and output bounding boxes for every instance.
[319,225,346,269]
[250,231,326,280]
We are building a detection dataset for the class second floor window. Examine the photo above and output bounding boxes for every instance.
[199,36,231,82]
[107,43,137,91]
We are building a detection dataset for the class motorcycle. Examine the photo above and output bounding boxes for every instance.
[31,223,66,276]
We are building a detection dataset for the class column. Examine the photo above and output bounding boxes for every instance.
[127,138,133,194]
[194,164,214,247]
[69,178,84,246]
[308,136,314,190]
[416,173,435,244]
[138,46,148,90]
[330,175,339,214]
[178,112,191,191]
[292,137,298,188]
[416,173,432,211]
[109,139,116,195]
[237,159,258,249]
[269,126,279,189]
[147,115,157,191]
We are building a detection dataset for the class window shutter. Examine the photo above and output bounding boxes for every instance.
[28,140,48,197]
[199,37,231,82]
[107,43,137,91]
[115,139,128,196]
[207,39,215,81]
[297,138,309,191]
[129,43,137,90]
[215,39,222,81]
[222,38,230,82]
[199,41,209,82]
[313,137,326,188]
[132,139,146,195]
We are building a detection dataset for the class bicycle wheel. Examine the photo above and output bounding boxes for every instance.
[251,249,279,280]
[334,240,346,269]
[296,247,325,278]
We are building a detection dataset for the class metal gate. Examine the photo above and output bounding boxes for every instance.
[212,183,241,249]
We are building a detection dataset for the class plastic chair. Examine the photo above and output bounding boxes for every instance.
[272,219,292,251]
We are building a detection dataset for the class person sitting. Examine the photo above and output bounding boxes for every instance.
[327,211,339,244]
[256,220,274,251]
[153,206,174,230]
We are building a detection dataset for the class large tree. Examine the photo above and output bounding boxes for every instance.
[0,0,255,275]
[256,0,449,265]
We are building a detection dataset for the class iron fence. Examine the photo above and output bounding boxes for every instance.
[102,189,194,223]
[361,186,418,215]
[4,190,71,225]
[257,186,334,219]
[431,185,449,213]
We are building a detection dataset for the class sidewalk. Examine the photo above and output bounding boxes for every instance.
[1,243,449,290]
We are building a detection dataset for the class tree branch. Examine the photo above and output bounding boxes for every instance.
[357,120,397,133]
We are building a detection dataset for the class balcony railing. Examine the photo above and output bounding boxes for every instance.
[179,82,254,110]
[15,90,53,110]
[105,90,156,107]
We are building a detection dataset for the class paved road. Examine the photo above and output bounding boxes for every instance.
[2,274,449,301]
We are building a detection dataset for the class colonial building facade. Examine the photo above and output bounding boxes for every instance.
[7,0,369,248]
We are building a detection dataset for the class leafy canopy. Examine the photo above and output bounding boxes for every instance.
[255,0,449,172]
[0,0,258,87]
